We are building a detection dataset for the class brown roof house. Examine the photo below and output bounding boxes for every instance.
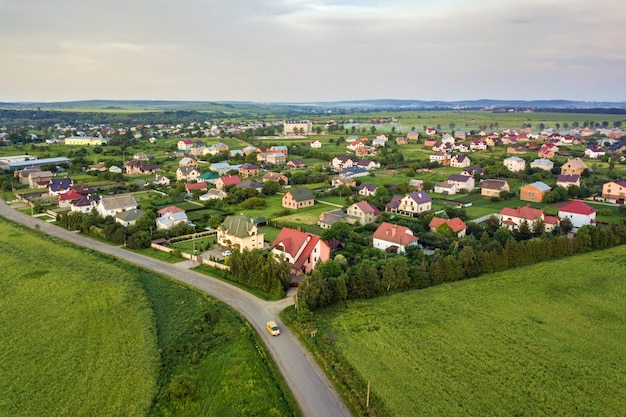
[429,217,467,237]
[270,227,330,275]
[561,158,588,176]
[372,222,419,254]
[480,179,510,197]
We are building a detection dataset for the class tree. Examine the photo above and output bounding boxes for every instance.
[381,257,409,291]
[370,125,377,134]
[261,180,280,195]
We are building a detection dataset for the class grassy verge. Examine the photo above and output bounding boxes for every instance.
[138,271,300,417]
[284,245,626,417]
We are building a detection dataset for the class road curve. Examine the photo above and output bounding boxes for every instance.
[0,199,351,417]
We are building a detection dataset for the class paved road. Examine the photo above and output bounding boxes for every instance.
[0,199,351,417]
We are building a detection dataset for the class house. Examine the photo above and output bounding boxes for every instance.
[499,205,560,233]
[584,146,606,159]
[561,158,588,176]
[196,170,217,182]
[372,222,419,254]
[332,176,356,188]
[48,178,73,196]
[27,171,53,188]
[480,179,510,197]
[176,166,201,182]
[407,131,419,141]
[446,174,475,192]
[215,175,241,190]
[153,174,171,186]
[97,195,138,218]
[530,158,554,171]
[177,139,195,150]
[282,188,315,209]
[237,180,264,192]
[263,172,289,185]
[238,163,259,178]
[430,152,451,166]
[425,127,437,136]
[503,156,526,172]
[109,165,123,174]
[346,201,380,225]
[434,181,458,195]
[470,140,488,151]
[270,145,289,156]
[557,174,581,188]
[424,138,438,147]
[385,192,432,217]
[199,188,227,201]
[286,159,306,170]
[270,227,330,275]
[601,179,626,203]
[395,137,408,145]
[520,181,551,203]
[460,166,483,177]
[185,182,208,194]
[210,162,235,176]
[558,201,596,228]
[242,145,258,155]
[70,194,101,213]
[217,214,265,252]
[429,217,467,237]
[318,209,348,229]
[125,159,159,175]
[265,153,287,166]
[338,166,369,179]
[156,210,189,230]
[450,154,471,168]
[372,137,386,147]
[157,206,185,216]
[115,208,146,227]
[409,179,424,190]
[454,131,467,140]
[178,157,198,168]
[538,144,559,159]
[358,183,377,197]
[310,140,322,148]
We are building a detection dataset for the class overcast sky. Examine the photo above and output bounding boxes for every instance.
[1,0,625,103]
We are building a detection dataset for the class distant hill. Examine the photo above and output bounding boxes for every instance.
[1,98,625,112]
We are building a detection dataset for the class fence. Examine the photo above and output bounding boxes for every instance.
[150,242,230,271]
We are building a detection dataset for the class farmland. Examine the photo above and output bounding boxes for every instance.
[0,218,298,417]
[286,245,626,417]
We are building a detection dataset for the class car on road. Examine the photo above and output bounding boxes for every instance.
[266,321,280,336]
[221,250,231,257]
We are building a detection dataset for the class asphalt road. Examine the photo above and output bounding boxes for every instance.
[0,199,351,417]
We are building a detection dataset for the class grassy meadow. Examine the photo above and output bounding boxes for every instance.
[285,245,626,417]
[0,218,299,417]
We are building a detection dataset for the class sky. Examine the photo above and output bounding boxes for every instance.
[1,0,625,103]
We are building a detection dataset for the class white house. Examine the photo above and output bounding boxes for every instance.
[558,201,596,228]
[503,156,526,172]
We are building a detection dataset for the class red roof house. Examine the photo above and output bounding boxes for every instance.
[372,222,419,254]
[270,227,330,275]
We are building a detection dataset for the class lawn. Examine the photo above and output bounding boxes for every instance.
[0,220,159,417]
[285,245,626,417]
[0,218,300,417]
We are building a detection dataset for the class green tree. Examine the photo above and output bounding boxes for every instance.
[381,257,410,291]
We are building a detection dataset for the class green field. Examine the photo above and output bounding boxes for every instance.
[286,245,626,417]
[0,219,299,417]
[0,221,159,417]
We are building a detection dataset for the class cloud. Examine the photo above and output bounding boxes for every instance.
[1,0,625,102]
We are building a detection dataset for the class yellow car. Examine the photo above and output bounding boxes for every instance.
[266,321,280,336]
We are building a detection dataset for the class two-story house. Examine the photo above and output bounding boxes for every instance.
[217,214,265,252]
[270,227,329,275]
[282,188,315,210]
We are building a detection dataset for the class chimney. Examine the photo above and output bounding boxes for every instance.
[392,225,397,236]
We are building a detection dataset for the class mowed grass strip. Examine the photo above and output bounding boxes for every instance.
[0,220,159,417]
[300,246,626,417]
